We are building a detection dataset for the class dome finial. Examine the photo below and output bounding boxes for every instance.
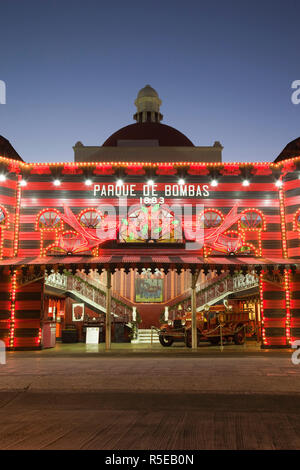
[134,85,163,123]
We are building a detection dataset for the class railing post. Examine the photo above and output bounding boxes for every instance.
[0,340,6,364]
[105,269,112,351]
[164,306,169,321]
[220,325,223,352]
[191,270,199,350]
[255,300,261,343]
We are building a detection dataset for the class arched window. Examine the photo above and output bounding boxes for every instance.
[221,230,241,254]
[238,209,266,256]
[77,208,107,255]
[44,244,65,256]
[78,208,104,229]
[293,208,300,232]
[239,209,266,231]
[35,209,64,255]
[45,230,88,256]
[198,209,224,229]
[236,242,259,257]
[0,206,8,227]
[0,205,9,259]
[198,209,224,256]
[36,208,63,231]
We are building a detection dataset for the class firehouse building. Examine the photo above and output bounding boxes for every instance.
[0,85,300,351]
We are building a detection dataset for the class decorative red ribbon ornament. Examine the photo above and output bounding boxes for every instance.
[156,165,177,175]
[125,165,145,175]
[62,165,83,175]
[219,166,241,176]
[93,164,115,175]
[7,162,21,174]
[187,165,209,176]
[251,165,272,176]
[30,165,51,175]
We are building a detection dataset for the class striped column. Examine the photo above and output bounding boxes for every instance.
[260,271,288,348]
[289,271,300,344]
[13,277,43,349]
[0,268,12,348]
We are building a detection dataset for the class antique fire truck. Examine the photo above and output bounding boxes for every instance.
[159,302,252,347]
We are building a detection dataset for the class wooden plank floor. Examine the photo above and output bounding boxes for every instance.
[0,391,300,449]
[1,351,300,450]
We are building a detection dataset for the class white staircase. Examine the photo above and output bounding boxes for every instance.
[131,328,160,344]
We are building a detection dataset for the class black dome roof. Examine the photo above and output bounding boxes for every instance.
[102,122,194,147]
[0,136,23,161]
[275,136,300,162]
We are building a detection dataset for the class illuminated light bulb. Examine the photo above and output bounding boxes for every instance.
[275,180,283,187]
[242,179,250,186]
[178,179,185,185]
[53,179,61,186]
[85,179,92,186]
[211,180,218,187]
[116,179,123,186]
[147,179,154,186]
[0,174,6,182]
[20,180,27,187]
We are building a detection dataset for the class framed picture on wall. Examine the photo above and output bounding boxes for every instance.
[72,303,85,322]
[135,272,163,303]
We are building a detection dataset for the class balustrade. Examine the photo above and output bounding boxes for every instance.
[45,272,132,322]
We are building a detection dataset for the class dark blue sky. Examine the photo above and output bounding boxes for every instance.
[0,0,299,163]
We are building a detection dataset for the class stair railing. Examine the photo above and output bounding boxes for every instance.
[45,272,133,321]
[150,326,160,346]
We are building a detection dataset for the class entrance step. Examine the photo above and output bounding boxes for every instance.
[131,328,160,344]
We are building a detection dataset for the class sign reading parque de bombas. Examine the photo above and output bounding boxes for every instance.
[91,182,211,246]
[93,183,210,201]
[89,181,244,249]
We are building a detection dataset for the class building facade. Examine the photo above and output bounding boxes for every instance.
[0,86,299,350]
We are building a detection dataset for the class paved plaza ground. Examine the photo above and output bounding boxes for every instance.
[0,343,300,450]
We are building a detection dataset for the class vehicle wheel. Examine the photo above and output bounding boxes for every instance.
[159,335,174,347]
[234,328,245,345]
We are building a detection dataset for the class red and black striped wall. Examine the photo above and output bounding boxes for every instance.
[0,269,11,348]
[0,175,18,258]
[13,279,43,349]
[260,274,288,347]
[284,170,300,259]
[290,272,300,343]
[0,158,300,348]
[17,174,284,258]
